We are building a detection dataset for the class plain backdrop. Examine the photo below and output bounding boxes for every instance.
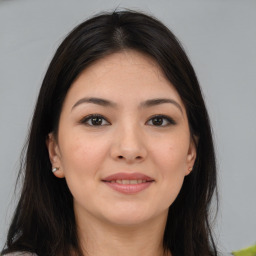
[0,0,255,254]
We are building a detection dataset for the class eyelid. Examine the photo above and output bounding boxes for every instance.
[79,114,176,127]
[80,114,111,126]
[146,114,176,127]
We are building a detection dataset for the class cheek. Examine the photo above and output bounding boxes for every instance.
[149,135,189,204]
[151,135,189,175]
[158,145,186,190]
[59,132,109,179]
[58,132,111,206]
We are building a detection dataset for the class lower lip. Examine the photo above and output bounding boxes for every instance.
[103,181,153,194]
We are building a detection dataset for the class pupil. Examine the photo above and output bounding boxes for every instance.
[92,117,102,125]
[152,117,163,126]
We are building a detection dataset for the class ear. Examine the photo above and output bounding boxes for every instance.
[46,133,65,178]
[185,136,198,176]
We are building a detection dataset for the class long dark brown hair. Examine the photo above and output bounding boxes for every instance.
[2,10,218,256]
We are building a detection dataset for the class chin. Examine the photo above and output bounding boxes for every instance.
[101,207,164,227]
[106,215,151,227]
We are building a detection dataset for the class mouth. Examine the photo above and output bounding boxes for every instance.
[104,179,153,184]
[102,173,155,194]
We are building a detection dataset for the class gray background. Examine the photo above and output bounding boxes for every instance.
[0,0,255,254]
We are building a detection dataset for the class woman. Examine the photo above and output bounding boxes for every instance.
[1,10,218,256]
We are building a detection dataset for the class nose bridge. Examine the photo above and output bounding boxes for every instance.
[111,118,147,162]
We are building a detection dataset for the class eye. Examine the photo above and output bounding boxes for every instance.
[80,114,110,126]
[146,115,176,127]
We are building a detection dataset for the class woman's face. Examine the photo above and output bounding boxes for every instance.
[47,50,196,227]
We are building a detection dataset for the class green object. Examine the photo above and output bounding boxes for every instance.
[232,245,256,256]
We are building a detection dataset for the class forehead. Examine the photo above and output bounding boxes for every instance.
[64,50,184,107]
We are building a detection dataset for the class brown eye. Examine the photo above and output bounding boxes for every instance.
[91,116,103,125]
[152,117,164,126]
[81,114,110,126]
[146,115,176,127]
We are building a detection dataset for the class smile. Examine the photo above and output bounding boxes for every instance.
[107,179,149,184]
[102,173,155,194]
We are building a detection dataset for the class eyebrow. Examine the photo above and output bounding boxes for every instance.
[139,98,183,114]
[72,97,117,110]
[72,97,183,114]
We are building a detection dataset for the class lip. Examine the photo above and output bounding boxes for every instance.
[102,172,154,195]
[102,172,154,182]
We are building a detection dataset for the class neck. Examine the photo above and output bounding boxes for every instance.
[75,210,170,256]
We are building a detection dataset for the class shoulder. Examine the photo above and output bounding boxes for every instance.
[2,253,38,256]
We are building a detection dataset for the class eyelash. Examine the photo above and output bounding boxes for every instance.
[80,114,176,127]
[146,114,176,127]
[80,114,110,126]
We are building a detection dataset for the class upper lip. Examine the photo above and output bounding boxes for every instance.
[102,172,154,182]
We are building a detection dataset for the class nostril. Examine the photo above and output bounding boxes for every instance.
[116,155,144,161]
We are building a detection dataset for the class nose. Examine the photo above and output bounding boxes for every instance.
[110,125,147,164]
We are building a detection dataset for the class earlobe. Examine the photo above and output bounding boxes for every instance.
[46,133,65,178]
[186,167,193,176]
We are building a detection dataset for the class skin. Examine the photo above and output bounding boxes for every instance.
[47,50,196,256]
